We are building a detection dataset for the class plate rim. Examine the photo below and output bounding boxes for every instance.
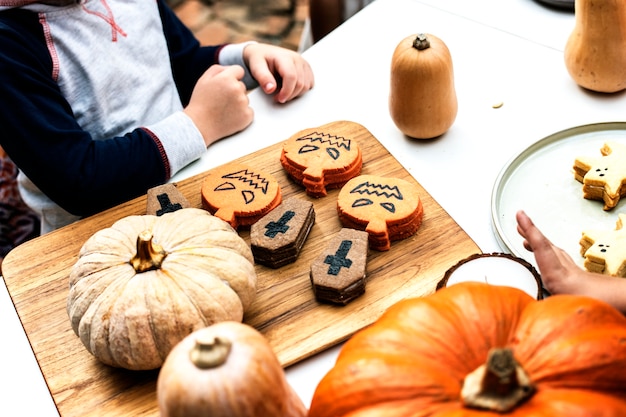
[491,121,626,259]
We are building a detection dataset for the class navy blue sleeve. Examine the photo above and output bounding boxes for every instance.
[158,0,223,105]
[0,5,218,218]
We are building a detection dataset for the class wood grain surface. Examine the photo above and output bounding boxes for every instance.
[2,121,480,416]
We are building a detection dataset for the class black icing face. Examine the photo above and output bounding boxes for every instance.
[213,169,270,206]
[348,180,403,216]
[296,132,352,163]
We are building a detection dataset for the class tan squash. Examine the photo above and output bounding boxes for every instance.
[389,33,458,139]
[157,321,307,417]
[564,0,626,93]
[67,208,257,371]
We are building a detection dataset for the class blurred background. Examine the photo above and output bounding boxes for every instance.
[169,0,310,52]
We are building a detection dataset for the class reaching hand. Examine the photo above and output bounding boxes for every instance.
[184,65,254,147]
[516,210,626,314]
[516,210,583,295]
[243,43,315,104]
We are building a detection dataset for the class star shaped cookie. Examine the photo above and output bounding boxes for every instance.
[580,213,626,276]
[573,141,626,210]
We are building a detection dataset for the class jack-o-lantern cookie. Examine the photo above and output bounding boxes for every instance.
[574,141,626,210]
[337,174,423,251]
[280,121,364,198]
[201,163,282,229]
[580,213,626,276]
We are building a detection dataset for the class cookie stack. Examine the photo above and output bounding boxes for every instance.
[310,228,369,305]
[280,122,363,197]
[250,197,316,268]
[580,213,626,277]
[574,141,626,210]
[337,175,424,251]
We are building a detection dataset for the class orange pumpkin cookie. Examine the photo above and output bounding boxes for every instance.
[574,141,626,210]
[580,213,626,276]
[337,175,423,251]
[201,163,282,229]
[280,121,363,198]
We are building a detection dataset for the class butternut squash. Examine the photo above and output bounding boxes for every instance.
[564,0,626,93]
[389,33,457,139]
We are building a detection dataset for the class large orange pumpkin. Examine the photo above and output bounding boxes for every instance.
[308,282,626,416]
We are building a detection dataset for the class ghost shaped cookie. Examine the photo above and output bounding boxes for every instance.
[574,141,626,210]
[337,174,424,251]
[280,121,363,198]
[201,163,282,229]
[580,213,626,277]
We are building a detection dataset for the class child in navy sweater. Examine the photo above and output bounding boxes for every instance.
[0,0,314,233]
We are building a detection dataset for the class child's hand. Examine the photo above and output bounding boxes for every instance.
[243,44,314,103]
[516,210,591,296]
[517,210,626,313]
[184,65,254,147]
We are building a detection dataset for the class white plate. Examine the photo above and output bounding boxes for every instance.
[491,122,626,270]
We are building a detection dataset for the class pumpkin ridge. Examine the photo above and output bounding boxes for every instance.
[82,273,134,366]
[518,329,626,391]
[107,273,166,369]
[511,295,626,383]
[161,262,245,325]
[373,284,531,372]
[378,303,484,375]
[67,263,131,331]
[524,388,626,415]
[164,254,250,303]
[166,248,257,308]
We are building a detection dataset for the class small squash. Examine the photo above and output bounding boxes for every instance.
[67,208,257,370]
[564,0,626,93]
[157,321,307,417]
[308,282,626,416]
[389,33,458,139]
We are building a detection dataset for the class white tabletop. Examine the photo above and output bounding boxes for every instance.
[2,0,625,414]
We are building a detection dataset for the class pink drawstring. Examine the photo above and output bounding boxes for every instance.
[81,0,127,42]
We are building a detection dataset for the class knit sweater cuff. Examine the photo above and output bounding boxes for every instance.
[218,41,259,89]
[144,111,206,178]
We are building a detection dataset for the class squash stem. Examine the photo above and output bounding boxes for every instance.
[460,347,535,412]
[190,336,232,369]
[412,33,430,50]
[130,230,167,273]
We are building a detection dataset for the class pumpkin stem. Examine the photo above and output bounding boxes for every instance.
[461,347,535,412]
[130,230,167,273]
[189,336,232,369]
[412,33,430,50]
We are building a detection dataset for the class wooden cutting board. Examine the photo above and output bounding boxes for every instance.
[2,121,480,416]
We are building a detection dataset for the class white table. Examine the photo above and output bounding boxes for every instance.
[2,0,624,414]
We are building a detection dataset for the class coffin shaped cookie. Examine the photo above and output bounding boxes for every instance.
[310,228,369,305]
[146,183,190,216]
[250,197,316,268]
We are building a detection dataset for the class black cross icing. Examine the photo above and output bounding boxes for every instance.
[264,210,295,238]
[156,193,182,216]
[324,240,353,275]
